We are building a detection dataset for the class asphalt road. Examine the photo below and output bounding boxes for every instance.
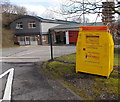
[0,46,82,100]
[1,45,76,62]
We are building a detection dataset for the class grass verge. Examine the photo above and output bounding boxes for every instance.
[2,28,14,48]
[43,48,119,100]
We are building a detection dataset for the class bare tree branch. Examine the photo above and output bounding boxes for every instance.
[61,0,120,15]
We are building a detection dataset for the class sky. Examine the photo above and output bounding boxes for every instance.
[10,0,60,17]
[9,0,118,22]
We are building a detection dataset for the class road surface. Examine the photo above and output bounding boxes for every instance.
[0,46,82,100]
[1,45,76,62]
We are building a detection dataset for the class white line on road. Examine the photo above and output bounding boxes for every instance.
[0,57,41,59]
[0,68,14,101]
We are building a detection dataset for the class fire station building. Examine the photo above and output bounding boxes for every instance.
[50,22,104,45]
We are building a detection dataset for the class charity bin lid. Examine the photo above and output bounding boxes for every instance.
[80,26,108,31]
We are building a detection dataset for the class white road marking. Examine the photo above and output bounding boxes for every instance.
[0,57,41,59]
[13,50,40,56]
[0,68,14,101]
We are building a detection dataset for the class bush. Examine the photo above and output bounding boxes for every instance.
[2,28,14,48]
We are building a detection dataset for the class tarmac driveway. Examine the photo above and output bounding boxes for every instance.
[0,46,82,100]
[1,45,76,62]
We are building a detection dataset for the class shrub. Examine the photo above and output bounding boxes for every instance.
[2,28,14,48]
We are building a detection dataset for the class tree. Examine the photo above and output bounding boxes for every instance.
[42,9,56,19]
[60,0,120,23]
[1,1,37,27]
[1,2,28,15]
[28,11,37,16]
[1,0,37,47]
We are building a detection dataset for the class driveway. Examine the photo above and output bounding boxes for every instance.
[0,46,82,100]
[1,45,76,62]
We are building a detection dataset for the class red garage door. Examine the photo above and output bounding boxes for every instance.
[69,31,79,43]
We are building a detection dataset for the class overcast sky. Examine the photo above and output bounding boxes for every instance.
[9,0,118,22]
[10,0,60,17]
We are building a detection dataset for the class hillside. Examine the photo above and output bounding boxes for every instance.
[1,1,29,48]
[2,28,14,48]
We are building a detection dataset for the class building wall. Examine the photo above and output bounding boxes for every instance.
[10,16,80,45]
[41,22,60,33]
[10,18,40,35]
[15,35,40,45]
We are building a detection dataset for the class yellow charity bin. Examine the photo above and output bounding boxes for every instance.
[76,26,114,77]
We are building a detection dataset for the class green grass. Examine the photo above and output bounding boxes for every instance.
[44,61,76,78]
[55,53,76,63]
[2,28,14,48]
[92,68,119,99]
[55,48,119,66]
[114,48,120,66]
[43,48,119,100]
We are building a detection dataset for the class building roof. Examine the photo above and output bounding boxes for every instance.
[50,22,104,31]
[36,16,80,24]
[11,15,79,24]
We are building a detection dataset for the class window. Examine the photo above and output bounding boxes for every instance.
[16,22,23,29]
[18,37,25,41]
[30,36,37,41]
[28,21,36,28]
